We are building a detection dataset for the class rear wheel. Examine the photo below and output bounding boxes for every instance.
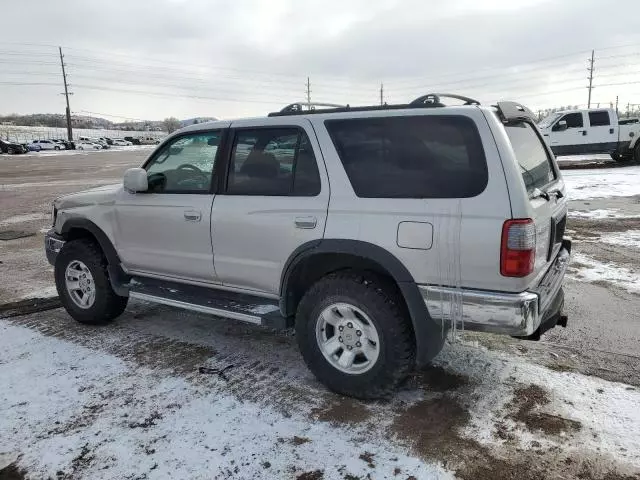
[295,272,416,399]
[635,142,640,163]
[55,239,128,324]
[54,146,60,150]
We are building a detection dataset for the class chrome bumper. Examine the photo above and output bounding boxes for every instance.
[44,229,66,265]
[419,241,571,336]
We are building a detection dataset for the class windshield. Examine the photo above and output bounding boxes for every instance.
[505,122,556,194]
[537,113,562,129]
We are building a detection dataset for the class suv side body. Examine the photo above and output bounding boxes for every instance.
[45,101,570,398]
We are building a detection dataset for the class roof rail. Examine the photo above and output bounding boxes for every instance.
[410,93,481,107]
[267,93,482,117]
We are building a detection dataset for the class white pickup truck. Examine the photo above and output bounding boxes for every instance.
[538,108,640,162]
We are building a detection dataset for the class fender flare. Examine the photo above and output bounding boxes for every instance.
[280,239,444,365]
[60,218,129,296]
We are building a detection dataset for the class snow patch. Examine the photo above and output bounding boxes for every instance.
[569,252,640,292]
[568,209,639,219]
[601,230,640,248]
[0,213,49,225]
[563,166,640,200]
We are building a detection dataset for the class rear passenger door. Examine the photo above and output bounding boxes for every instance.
[210,119,329,295]
[586,110,618,153]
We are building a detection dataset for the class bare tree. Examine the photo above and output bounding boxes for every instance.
[163,117,181,133]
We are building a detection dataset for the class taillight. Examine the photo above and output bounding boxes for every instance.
[501,219,536,277]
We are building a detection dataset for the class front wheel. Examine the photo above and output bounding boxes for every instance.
[296,272,416,399]
[54,146,60,150]
[55,239,128,324]
[635,143,640,163]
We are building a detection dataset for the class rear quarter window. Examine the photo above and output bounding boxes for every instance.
[325,115,488,198]
[505,122,556,193]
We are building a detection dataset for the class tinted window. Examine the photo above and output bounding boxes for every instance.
[588,111,610,126]
[145,131,220,193]
[325,115,487,198]
[553,112,583,130]
[227,128,320,196]
[505,122,556,193]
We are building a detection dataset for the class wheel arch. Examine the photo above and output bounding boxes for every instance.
[280,239,444,365]
[59,218,129,296]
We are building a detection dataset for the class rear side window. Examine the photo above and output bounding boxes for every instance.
[505,122,556,193]
[325,115,488,198]
[588,111,610,126]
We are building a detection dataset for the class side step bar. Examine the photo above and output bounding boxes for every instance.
[128,276,291,329]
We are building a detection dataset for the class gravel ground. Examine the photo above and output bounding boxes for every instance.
[1,150,639,479]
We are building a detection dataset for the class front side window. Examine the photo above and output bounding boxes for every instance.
[227,128,321,196]
[588,111,610,127]
[552,112,583,130]
[145,131,220,193]
[505,122,556,193]
[325,115,488,198]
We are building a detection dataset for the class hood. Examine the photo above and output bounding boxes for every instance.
[54,183,121,210]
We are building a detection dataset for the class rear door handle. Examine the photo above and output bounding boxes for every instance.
[610,128,615,134]
[295,216,317,229]
[581,130,587,136]
[184,210,202,222]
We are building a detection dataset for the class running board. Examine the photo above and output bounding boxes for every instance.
[128,276,291,329]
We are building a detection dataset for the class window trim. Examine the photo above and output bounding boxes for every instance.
[324,114,489,199]
[140,128,225,195]
[221,125,322,197]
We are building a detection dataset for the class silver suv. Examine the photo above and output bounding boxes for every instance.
[45,94,570,398]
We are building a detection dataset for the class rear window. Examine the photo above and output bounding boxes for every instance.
[325,115,488,198]
[505,122,556,193]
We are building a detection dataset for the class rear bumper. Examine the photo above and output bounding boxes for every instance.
[419,239,571,336]
[44,229,66,265]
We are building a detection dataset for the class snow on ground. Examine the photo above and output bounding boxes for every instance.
[563,165,640,200]
[19,145,156,158]
[568,208,640,219]
[0,213,49,226]
[556,154,612,164]
[602,230,640,248]
[569,252,640,293]
[0,178,120,191]
[0,322,452,480]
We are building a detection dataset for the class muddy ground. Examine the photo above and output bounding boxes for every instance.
[1,150,639,479]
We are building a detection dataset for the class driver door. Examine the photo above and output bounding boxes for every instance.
[114,128,225,283]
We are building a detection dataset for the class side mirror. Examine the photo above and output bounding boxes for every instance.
[123,168,148,193]
[555,120,568,132]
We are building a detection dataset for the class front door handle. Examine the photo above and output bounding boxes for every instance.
[581,130,587,136]
[295,216,317,229]
[610,128,615,134]
[184,210,202,222]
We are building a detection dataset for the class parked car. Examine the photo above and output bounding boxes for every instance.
[27,143,41,152]
[0,138,28,154]
[32,139,64,150]
[45,94,570,399]
[112,139,133,146]
[53,139,75,150]
[538,107,640,161]
[98,137,114,146]
[138,136,161,145]
[75,141,103,150]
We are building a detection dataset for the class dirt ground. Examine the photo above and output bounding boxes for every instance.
[1,150,639,479]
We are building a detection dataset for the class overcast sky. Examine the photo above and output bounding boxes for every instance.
[2,0,640,121]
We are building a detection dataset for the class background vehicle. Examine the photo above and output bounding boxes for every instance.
[32,139,64,150]
[76,141,102,150]
[98,137,114,146]
[538,107,640,161]
[45,94,570,399]
[124,136,141,145]
[112,139,133,146]
[138,136,161,145]
[52,139,74,150]
[0,138,28,154]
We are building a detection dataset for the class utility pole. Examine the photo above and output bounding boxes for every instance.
[615,96,619,116]
[306,77,311,106]
[58,46,73,142]
[587,49,595,108]
[380,83,384,106]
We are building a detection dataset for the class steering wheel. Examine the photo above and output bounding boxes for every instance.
[177,163,206,177]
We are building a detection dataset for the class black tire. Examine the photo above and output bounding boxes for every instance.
[54,146,60,150]
[55,239,128,325]
[635,143,640,163]
[295,272,416,399]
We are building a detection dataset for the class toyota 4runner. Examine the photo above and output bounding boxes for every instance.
[45,94,571,399]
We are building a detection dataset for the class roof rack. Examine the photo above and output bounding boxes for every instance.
[267,93,482,117]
